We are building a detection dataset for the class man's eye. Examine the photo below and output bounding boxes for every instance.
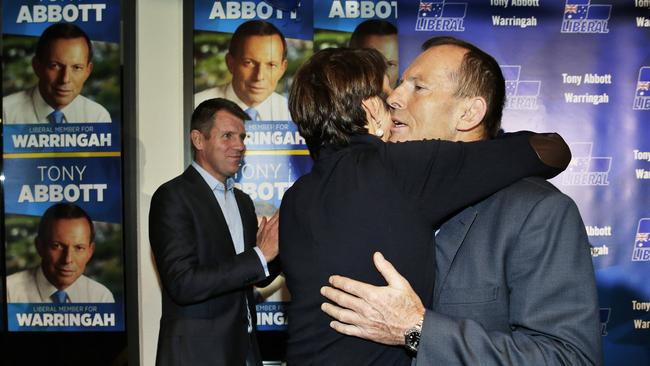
[223,132,232,138]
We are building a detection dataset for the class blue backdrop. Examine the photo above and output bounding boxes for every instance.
[192,1,650,364]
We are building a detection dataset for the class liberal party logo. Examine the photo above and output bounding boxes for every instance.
[631,218,650,262]
[600,308,611,336]
[561,0,611,33]
[415,1,467,32]
[562,142,611,186]
[633,67,650,110]
[501,65,541,110]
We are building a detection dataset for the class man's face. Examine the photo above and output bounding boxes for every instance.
[387,45,468,142]
[194,110,247,183]
[33,37,93,110]
[226,35,288,107]
[38,218,95,290]
[360,34,399,89]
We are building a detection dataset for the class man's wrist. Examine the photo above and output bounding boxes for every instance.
[404,313,425,353]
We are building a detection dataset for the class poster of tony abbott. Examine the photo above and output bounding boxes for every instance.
[193,0,313,337]
[1,0,124,332]
[314,0,398,88]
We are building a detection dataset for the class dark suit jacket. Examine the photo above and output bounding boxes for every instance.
[149,166,277,366]
[280,134,564,366]
[416,177,602,365]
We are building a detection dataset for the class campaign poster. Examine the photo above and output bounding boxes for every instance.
[397,1,650,364]
[314,0,399,88]
[2,0,124,332]
[192,0,313,361]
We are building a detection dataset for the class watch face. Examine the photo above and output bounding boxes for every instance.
[405,329,420,352]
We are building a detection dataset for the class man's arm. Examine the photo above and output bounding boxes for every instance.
[322,195,601,365]
[149,184,279,305]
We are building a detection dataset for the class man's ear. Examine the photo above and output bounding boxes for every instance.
[35,237,45,258]
[32,57,42,78]
[225,53,235,74]
[88,242,96,258]
[190,130,204,152]
[279,58,288,77]
[457,96,487,132]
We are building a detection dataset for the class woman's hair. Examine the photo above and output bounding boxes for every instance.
[289,47,387,158]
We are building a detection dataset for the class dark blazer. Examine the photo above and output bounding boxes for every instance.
[149,166,276,366]
[280,134,565,366]
[416,177,602,365]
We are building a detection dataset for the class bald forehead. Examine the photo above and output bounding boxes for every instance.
[421,44,467,68]
[404,44,467,83]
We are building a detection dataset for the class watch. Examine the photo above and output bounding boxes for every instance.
[404,316,424,353]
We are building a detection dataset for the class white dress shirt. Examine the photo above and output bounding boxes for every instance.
[6,266,115,303]
[194,83,291,121]
[191,161,269,276]
[3,86,112,124]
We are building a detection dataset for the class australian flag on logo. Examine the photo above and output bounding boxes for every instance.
[632,218,650,261]
[416,1,467,32]
[634,67,650,110]
[500,65,540,110]
[562,142,611,186]
[563,1,589,20]
[636,67,650,97]
[561,0,611,33]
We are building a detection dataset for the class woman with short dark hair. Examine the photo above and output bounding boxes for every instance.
[279,47,569,365]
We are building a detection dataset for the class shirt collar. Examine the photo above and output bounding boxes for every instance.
[35,265,84,302]
[31,86,56,122]
[31,86,81,123]
[191,161,235,192]
[225,82,276,119]
[35,265,58,301]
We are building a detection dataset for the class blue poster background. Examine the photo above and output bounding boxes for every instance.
[398,1,650,364]
[2,0,125,333]
[2,0,121,43]
[195,0,313,39]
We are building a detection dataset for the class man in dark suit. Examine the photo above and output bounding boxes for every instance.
[149,98,279,366]
[321,37,602,365]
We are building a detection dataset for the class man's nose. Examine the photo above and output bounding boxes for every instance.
[234,136,246,151]
[253,65,264,80]
[387,86,404,109]
[59,66,71,83]
[62,247,73,263]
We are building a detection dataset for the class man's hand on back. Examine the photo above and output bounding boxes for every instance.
[320,252,425,345]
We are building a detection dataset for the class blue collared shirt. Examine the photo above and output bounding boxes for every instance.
[191,161,269,276]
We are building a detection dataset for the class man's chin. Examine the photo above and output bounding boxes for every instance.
[244,90,271,104]
[52,98,74,109]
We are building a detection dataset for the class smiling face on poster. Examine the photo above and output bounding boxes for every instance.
[3,16,119,124]
[33,36,94,112]
[226,33,288,109]
[191,2,314,348]
[2,0,125,332]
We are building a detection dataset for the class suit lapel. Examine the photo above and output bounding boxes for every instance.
[183,166,236,254]
[433,207,478,304]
